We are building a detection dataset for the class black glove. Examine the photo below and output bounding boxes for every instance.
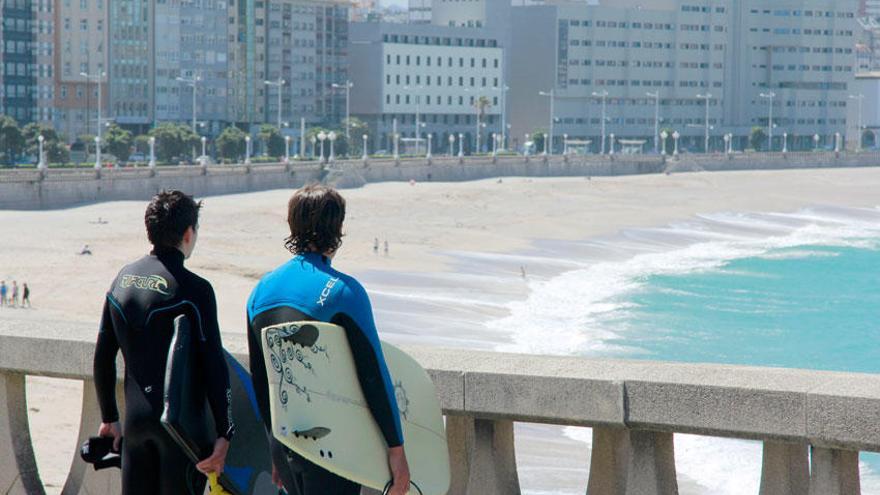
[80,436,122,471]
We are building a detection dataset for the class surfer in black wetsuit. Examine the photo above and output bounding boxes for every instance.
[93,190,234,494]
[247,184,411,495]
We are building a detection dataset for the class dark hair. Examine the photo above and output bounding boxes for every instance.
[144,190,202,249]
[285,184,346,254]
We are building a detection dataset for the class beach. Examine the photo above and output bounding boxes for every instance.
[3,166,880,494]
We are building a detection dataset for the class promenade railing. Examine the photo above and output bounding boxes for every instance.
[1,326,878,495]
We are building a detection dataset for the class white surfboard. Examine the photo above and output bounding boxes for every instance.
[260,321,450,495]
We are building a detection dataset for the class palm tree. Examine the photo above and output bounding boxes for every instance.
[473,96,492,153]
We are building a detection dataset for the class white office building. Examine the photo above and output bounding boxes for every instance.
[350,22,505,154]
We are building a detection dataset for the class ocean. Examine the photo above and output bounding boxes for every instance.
[368,204,880,494]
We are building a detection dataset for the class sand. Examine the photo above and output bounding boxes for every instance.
[4,167,880,494]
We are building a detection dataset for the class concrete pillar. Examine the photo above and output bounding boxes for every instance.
[759,441,809,495]
[0,373,45,495]
[61,380,123,495]
[446,416,520,495]
[586,427,678,495]
[809,446,860,495]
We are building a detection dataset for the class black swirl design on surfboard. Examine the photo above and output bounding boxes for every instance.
[266,324,330,405]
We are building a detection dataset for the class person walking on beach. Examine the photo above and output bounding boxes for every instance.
[246,184,411,495]
[93,190,233,494]
[0,281,6,307]
[11,281,18,308]
[384,239,389,256]
[21,283,30,308]
[373,237,379,254]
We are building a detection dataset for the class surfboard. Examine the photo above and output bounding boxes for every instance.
[162,315,278,495]
[260,321,450,495]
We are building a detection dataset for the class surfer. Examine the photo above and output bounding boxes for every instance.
[92,190,235,494]
[247,184,411,495]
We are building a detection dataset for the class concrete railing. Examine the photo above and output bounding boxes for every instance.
[3,151,880,210]
[1,322,879,495]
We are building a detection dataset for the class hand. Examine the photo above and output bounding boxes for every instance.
[386,446,411,495]
[272,463,283,488]
[98,421,122,452]
[196,438,230,475]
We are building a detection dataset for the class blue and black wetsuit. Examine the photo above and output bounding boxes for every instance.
[94,247,234,495]
[247,252,403,495]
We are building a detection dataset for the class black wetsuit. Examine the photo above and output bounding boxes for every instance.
[93,247,234,495]
[247,252,404,495]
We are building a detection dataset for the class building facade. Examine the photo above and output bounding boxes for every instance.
[350,21,504,154]
[1,0,36,124]
[108,0,153,133]
[508,0,859,153]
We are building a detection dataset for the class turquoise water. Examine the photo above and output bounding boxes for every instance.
[615,243,880,372]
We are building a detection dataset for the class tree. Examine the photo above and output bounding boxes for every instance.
[343,117,369,156]
[0,115,23,166]
[133,135,151,155]
[21,123,68,164]
[216,126,247,161]
[150,123,199,163]
[750,126,767,151]
[77,134,97,154]
[530,128,546,153]
[104,123,133,162]
[258,124,285,158]
[473,96,493,153]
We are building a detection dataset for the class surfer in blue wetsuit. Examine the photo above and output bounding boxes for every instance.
[93,190,234,494]
[247,184,411,495]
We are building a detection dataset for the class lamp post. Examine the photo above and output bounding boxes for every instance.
[660,130,668,155]
[332,80,354,141]
[646,91,660,154]
[403,85,423,155]
[244,135,251,164]
[672,131,680,156]
[563,133,568,155]
[264,78,285,130]
[849,93,865,151]
[814,133,820,152]
[782,132,788,153]
[80,71,106,143]
[724,133,731,154]
[393,133,400,159]
[592,90,609,154]
[148,136,156,168]
[491,133,497,157]
[284,136,291,163]
[539,89,555,155]
[317,131,327,162]
[176,75,201,138]
[458,133,464,157]
[94,136,102,169]
[543,133,549,155]
[328,131,336,162]
[310,136,317,160]
[476,123,486,155]
[427,133,433,158]
[448,134,455,156]
[497,84,510,150]
[760,92,776,151]
[609,133,615,155]
[362,134,369,160]
[696,93,712,153]
[835,132,841,153]
[200,136,207,165]
[37,135,46,169]
[524,133,530,156]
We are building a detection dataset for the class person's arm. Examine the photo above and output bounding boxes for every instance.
[94,296,120,424]
[247,315,273,434]
[332,280,404,448]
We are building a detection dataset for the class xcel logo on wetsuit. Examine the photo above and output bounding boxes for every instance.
[317,277,340,306]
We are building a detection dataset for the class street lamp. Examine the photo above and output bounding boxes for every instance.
[148,136,156,168]
[403,85,424,155]
[310,136,317,159]
[332,80,354,141]
[448,134,455,156]
[760,92,776,151]
[543,133,549,155]
[696,93,712,153]
[264,78,286,130]
[426,133,433,158]
[524,133,530,156]
[723,133,731,154]
[200,136,207,165]
[362,134,369,160]
[672,131,680,156]
[491,133,497,157]
[328,131,337,162]
[37,135,46,169]
[94,136,102,169]
[176,75,202,134]
[592,90,609,154]
[562,133,568,155]
[813,133,820,152]
[834,132,841,153]
[495,84,510,150]
[539,89,555,155]
[393,133,400,159]
[849,93,865,152]
[660,130,668,156]
[609,133,615,155]
[646,91,660,154]
[317,131,327,162]
[782,132,788,153]
[244,135,252,164]
[284,135,291,163]
[458,133,464,157]
[476,122,486,155]
[80,71,106,142]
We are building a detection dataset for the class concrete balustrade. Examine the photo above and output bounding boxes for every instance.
[1,323,879,494]
[3,151,880,210]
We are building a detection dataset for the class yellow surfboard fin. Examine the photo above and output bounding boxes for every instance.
[208,472,233,495]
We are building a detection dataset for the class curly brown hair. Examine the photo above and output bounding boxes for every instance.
[144,190,202,249]
[284,184,346,255]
